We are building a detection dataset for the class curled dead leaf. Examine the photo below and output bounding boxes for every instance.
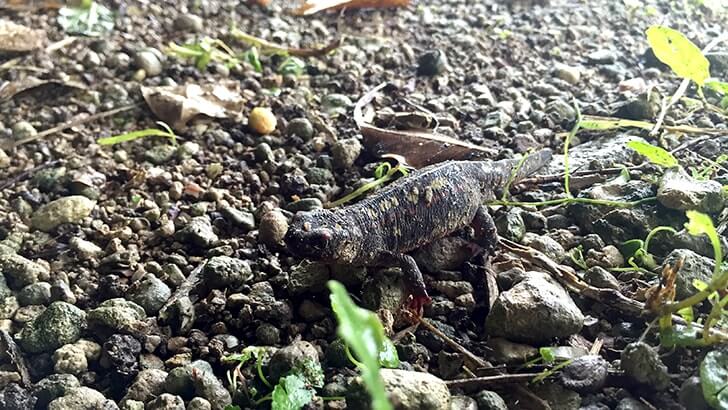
[294,0,411,15]
[0,76,86,102]
[141,83,245,130]
[0,19,46,52]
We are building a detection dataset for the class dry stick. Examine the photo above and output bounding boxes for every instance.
[651,33,728,135]
[445,373,543,389]
[499,238,728,341]
[5,103,140,150]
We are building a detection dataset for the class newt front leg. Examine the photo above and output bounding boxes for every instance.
[374,252,432,314]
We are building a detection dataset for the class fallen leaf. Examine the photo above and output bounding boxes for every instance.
[294,0,410,15]
[0,0,63,11]
[141,83,246,130]
[355,83,496,168]
[0,19,46,52]
[0,76,86,102]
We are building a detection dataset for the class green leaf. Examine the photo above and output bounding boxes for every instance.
[539,347,555,364]
[685,211,725,288]
[701,350,728,409]
[271,374,314,410]
[677,306,694,322]
[645,25,710,86]
[626,140,678,168]
[97,128,176,146]
[278,57,306,76]
[706,79,728,95]
[57,1,115,37]
[721,96,728,110]
[292,358,325,388]
[246,47,263,73]
[660,324,706,347]
[694,278,710,292]
[328,280,393,410]
[378,338,400,369]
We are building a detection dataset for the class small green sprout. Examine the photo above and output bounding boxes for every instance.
[98,121,178,146]
[329,162,410,208]
[646,25,710,88]
[625,140,679,168]
[167,38,240,71]
[278,57,306,76]
[57,0,114,37]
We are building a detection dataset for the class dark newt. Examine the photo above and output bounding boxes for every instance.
[284,149,552,311]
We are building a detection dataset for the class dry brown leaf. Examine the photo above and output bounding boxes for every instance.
[0,76,85,102]
[141,83,246,130]
[0,19,46,52]
[0,0,63,11]
[294,0,410,15]
[355,83,497,168]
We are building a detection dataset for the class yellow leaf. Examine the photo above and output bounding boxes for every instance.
[646,26,710,86]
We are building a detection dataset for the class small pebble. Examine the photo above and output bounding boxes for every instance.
[249,107,277,135]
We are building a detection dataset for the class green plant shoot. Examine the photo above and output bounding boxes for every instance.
[98,121,178,146]
[700,349,728,409]
[646,25,710,87]
[626,140,679,168]
[328,280,395,410]
[271,375,314,410]
[57,0,114,37]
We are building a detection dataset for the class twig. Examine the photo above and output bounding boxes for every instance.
[419,318,489,370]
[4,103,140,150]
[0,159,64,191]
[230,29,342,58]
[445,373,543,389]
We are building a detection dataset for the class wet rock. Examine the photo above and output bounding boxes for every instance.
[31,196,95,232]
[121,368,167,405]
[615,397,650,410]
[585,245,624,269]
[47,386,114,410]
[560,355,608,393]
[255,323,280,345]
[0,248,48,289]
[584,266,620,290]
[332,138,362,169]
[31,374,80,409]
[495,209,526,242]
[486,273,583,343]
[662,249,714,299]
[417,49,448,76]
[53,344,88,375]
[532,382,581,410]
[269,340,320,383]
[101,334,141,381]
[361,269,406,311]
[621,342,670,390]
[176,216,218,248]
[658,167,725,213]
[679,376,709,410]
[553,63,582,85]
[11,121,37,140]
[88,298,147,336]
[286,117,314,140]
[145,145,177,165]
[348,369,449,410]
[220,207,255,231]
[475,390,507,410]
[522,233,566,262]
[134,50,162,76]
[188,397,212,410]
[18,302,86,353]
[0,383,36,410]
[125,275,171,315]
[69,237,103,260]
[17,282,51,306]
[449,395,476,410]
[259,210,288,245]
[164,361,231,410]
[173,13,203,32]
[147,393,184,410]
[413,236,471,273]
[202,256,252,289]
[486,337,538,364]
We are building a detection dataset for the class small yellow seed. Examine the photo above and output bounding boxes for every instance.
[249,107,277,135]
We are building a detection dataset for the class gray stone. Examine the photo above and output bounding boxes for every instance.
[147,393,184,410]
[269,340,320,383]
[417,49,448,76]
[663,248,714,299]
[621,342,670,390]
[475,390,507,410]
[122,400,144,410]
[258,210,288,245]
[17,282,52,306]
[31,374,81,409]
[121,368,168,404]
[164,361,231,410]
[11,121,37,140]
[522,233,566,262]
[413,236,471,273]
[546,99,576,125]
[173,14,203,32]
[145,145,177,165]
[286,118,315,140]
[560,355,608,393]
[286,198,323,213]
[53,344,88,375]
[615,397,650,410]
[450,395,477,410]
[134,50,162,76]
[0,372,20,388]
[679,376,709,410]
[31,196,95,232]
[187,397,212,410]
[658,167,725,213]
[332,138,362,169]
[306,167,334,185]
[176,216,218,248]
[361,269,406,311]
[495,209,526,242]
[202,256,252,289]
[486,337,538,364]
[69,237,103,259]
[0,250,48,289]
[486,273,583,343]
[0,148,9,169]
[220,207,255,231]
[587,49,617,64]
[532,382,581,410]
[585,245,624,269]
[18,302,86,353]
[584,266,620,290]
[88,298,147,335]
[321,94,352,116]
[553,63,582,85]
[126,275,171,315]
[48,386,114,410]
[347,369,450,410]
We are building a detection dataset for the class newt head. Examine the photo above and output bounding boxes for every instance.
[284,210,358,263]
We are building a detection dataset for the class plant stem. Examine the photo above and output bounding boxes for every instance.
[489,196,656,208]
[564,101,582,197]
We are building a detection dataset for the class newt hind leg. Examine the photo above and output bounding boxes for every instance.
[467,205,499,257]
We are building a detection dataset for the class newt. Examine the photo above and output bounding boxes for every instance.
[284,149,552,311]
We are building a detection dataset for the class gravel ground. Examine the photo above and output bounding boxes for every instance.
[1,0,728,409]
